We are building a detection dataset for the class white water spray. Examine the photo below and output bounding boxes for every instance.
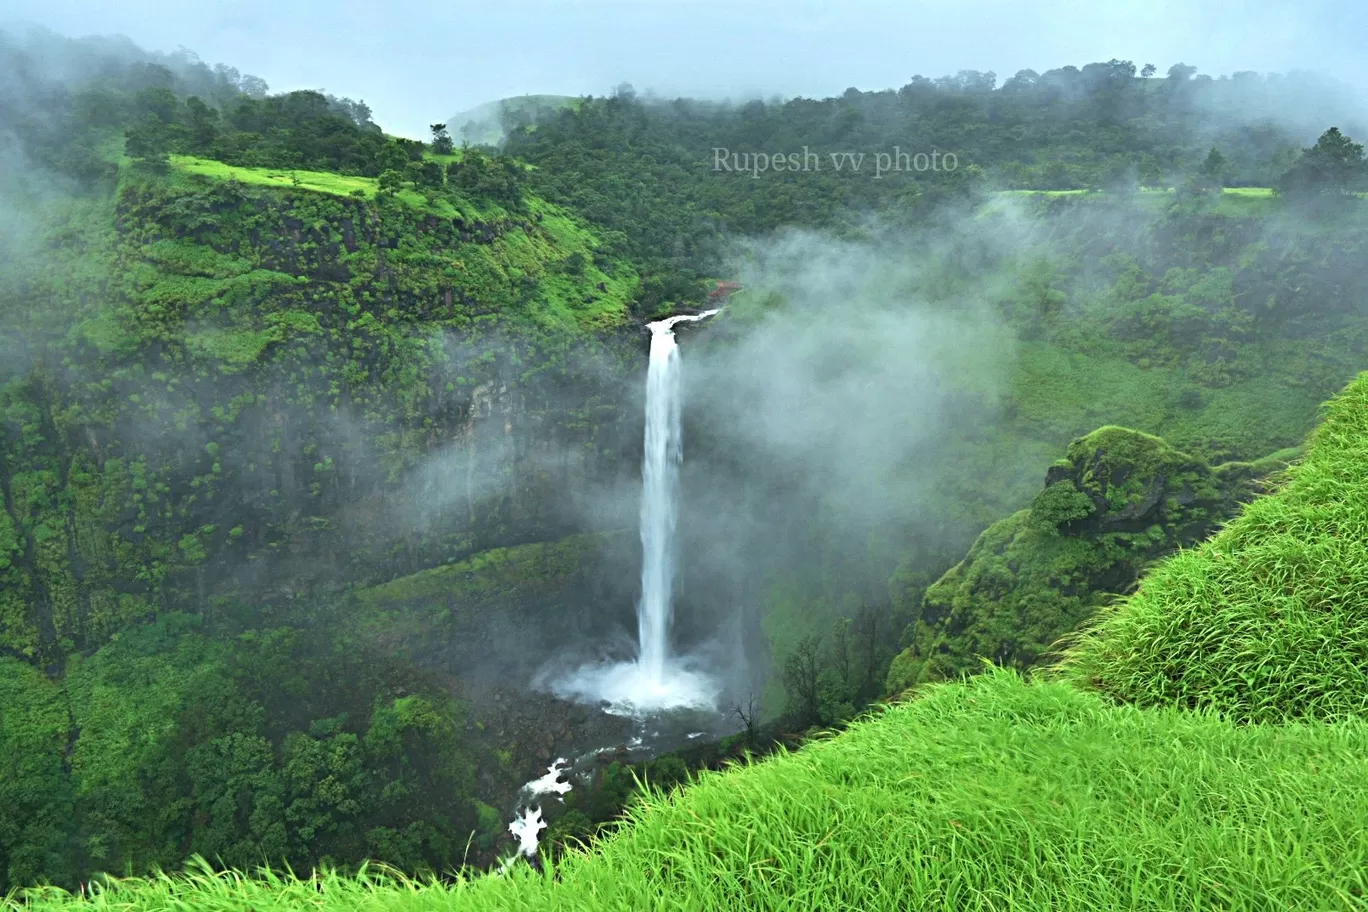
[498,759,572,872]
[551,310,720,715]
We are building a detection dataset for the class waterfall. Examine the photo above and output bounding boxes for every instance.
[637,310,716,681]
[549,310,719,716]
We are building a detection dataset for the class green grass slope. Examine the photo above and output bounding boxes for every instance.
[10,671,1368,910]
[160,154,638,331]
[1063,371,1368,723]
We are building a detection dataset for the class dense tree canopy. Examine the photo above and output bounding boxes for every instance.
[501,64,1365,290]
[1278,127,1368,201]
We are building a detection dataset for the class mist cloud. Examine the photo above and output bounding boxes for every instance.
[694,227,1014,530]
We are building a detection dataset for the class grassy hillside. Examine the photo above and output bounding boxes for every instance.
[11,373,1368,910]
[1064,372,1368,722]
[10,671,1368,910]
[161,153,637,329]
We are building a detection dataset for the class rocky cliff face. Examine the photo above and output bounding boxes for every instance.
[884,426,1295,693]
[0,173,647,666]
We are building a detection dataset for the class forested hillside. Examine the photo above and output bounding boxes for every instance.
[2,27,653,887]
[4,21,1368,900]
[503,65,1368,291]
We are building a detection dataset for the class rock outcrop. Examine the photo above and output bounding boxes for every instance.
[885,426,1296,693]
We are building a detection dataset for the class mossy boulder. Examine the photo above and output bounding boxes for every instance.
[884,425,1292,694]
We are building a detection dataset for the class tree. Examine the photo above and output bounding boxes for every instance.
[848,604,894,703]
[1175,147,1226,201]
[429,123,454,155]
[730,691,760,749]
[1197,147,1227,189]
[781,635,823,727]
[184,96,220,153]
[816,667,856,725]
[239,74,270,98]
[1278,127,1367,202]
[1001,69,1039,93]
[1141,63,1157,78]
[135,86,179,123]
[124,115,171,172]
[404,160,443,189]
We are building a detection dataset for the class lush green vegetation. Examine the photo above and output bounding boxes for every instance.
[1064,373,1368,722]
[8,23,1368,904]
[885,426,1294,692]
[0,160,648,890]
[503,67,1367,293]
[1,29,653,893]
[0,612,496,890]
[12,669,1368,910]
[1,27,533,214]
[732,186,1368,725]
[1,146,638,662]
[12,370,1368,910]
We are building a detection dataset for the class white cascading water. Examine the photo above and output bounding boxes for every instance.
[551,310,719,715]
[497,758,572,872]
[637,311,712,681]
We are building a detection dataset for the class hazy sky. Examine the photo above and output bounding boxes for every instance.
[6,0,1366,138]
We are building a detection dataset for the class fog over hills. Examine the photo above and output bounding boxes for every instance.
[6,0,1368,136]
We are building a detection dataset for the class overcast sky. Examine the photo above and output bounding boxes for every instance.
[6,0,1366,138]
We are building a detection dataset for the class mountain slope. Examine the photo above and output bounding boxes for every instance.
[885,425,1296,692]
[0,148,658,888]
[1,155,642,664]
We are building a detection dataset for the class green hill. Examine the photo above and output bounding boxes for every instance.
[0,118,651,886]
[885,425,1296,692]
[8,144,1368,898]
[1064,373,1368,722]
